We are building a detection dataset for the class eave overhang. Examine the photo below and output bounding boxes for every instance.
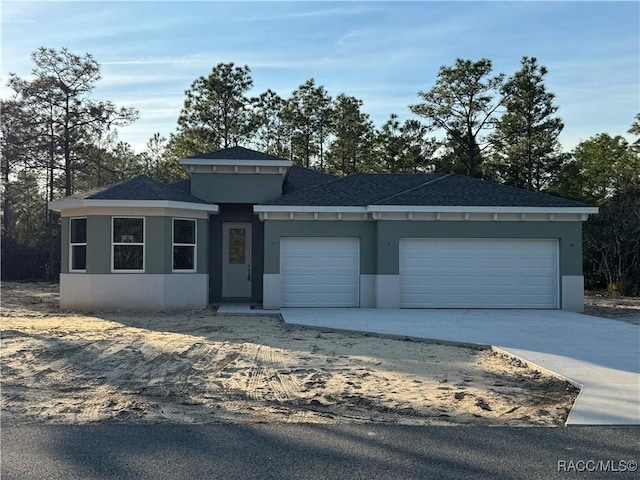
[367,206,599,215]
[48,198,219,214]
[253,204,599,222]
[179,158,292,168]
[179,158,292,176]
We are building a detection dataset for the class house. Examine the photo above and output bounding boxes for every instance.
[49,146,598,312]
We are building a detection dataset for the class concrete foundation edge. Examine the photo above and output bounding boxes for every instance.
[60,273,208,311]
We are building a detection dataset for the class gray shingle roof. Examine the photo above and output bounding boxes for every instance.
[283,165,337,194]
[262,173,443,206]
[164,166,334,198]
[167,178,191,193]
[373,174,589,207]
[81,175,209,204]
[63,168,589,209]
[183,146,288,162]
[260,173,590,207]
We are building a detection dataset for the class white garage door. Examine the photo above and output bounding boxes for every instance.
[400,238,558,309]
[281,237,359,307]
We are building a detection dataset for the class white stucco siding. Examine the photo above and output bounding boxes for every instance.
[59,274,208,311]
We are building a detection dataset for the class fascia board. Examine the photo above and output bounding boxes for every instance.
[253,205,367,213]
[253,204,599,215]
[179,159,292,167]
[49,199,219,213]
[366,205,599,214]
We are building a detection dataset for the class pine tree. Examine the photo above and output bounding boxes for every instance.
[491,57,563,191]
[175,63,254,154]
[410,58,504,178]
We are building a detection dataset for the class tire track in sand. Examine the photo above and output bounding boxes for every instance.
[246,345,301,402]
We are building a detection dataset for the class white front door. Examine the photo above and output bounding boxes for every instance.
[222,223,252,298]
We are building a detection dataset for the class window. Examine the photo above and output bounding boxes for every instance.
[112,217,144,271]
[173,219,196,271]
[69,218,86,272]
[228,228,245,264]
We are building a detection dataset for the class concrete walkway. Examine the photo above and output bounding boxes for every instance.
[280,309,640,425]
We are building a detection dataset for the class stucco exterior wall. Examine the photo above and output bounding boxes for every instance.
[61,215,208,275]
[263,220,582,275]
[191,173,283,204]
[262,219,585,311]
[60,273,208,310]
[374,220,583,276]
[263,221,378,275]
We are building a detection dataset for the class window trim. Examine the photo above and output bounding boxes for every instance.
[111,216,145,273]
[69,217,87,273]
[172,218,197,273]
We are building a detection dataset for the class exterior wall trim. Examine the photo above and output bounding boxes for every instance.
[57,207,211,219]
[255,205,598,222]
[368,205,599,214]
[180,158,292,168]
[49,199,219,213]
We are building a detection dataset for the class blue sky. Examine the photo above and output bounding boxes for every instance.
[2,1,638,153]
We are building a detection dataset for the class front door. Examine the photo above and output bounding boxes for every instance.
[222,222,252,298]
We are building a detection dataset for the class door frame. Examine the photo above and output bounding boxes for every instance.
[222,222,252,299]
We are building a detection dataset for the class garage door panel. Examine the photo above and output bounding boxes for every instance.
[400,238,558,309]
[321,277,357,287]
[281,237,359,307]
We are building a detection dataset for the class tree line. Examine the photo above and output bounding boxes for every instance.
[1,47,639,294]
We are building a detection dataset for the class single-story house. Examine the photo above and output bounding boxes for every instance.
[49,146,598,312]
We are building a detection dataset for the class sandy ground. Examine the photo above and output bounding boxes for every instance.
[583,293,640,325]
[0,282,588,426]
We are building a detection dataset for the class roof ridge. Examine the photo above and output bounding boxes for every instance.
[276,171,349,199]
[184,145,289,161]
[84,174,149,199]
[159,177,210,203]
[371,173,451,205]
[139,175,171,201]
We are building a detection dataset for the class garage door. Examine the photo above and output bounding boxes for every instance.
[400,238,558,309]
[281,237,359,307]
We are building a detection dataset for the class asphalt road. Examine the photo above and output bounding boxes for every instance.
[1,424,638,480]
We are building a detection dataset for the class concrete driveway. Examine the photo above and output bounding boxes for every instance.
[281,309,640,425]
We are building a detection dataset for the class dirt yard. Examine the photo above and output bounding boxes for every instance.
[584,292,640,325]
[0,282,584,426]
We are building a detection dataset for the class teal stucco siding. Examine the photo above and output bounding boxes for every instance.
[375,220,583,276]
[263,219,583,277]
[191,173,283,204]
[64,215,209,275]
[263,221,378,275]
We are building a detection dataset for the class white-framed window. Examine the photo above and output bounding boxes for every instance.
[69,217,87,272]
[112,217,144,272]
[173,218,196,272]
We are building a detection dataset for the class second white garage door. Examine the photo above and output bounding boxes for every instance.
[281,237,359,307]
[400,238,558,309]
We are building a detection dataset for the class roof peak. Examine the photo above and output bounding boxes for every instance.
[183,146,289,162]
